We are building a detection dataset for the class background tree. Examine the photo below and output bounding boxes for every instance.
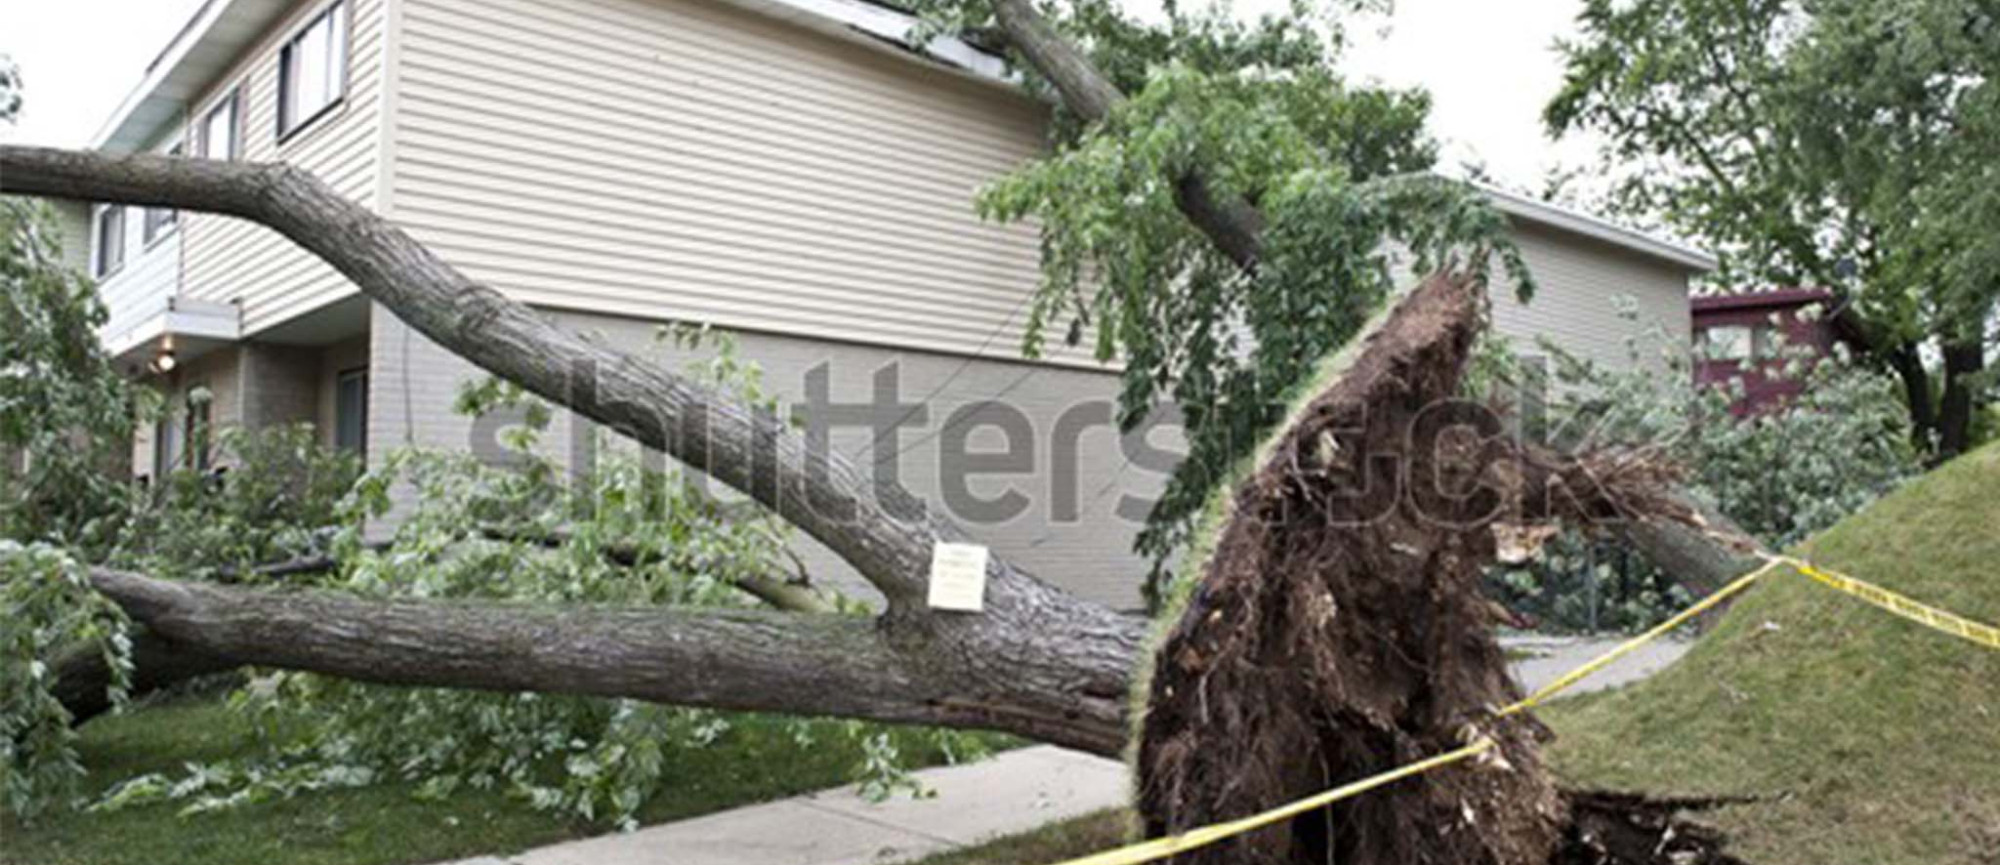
[0,54,19,121]
[1546,0,2000,462]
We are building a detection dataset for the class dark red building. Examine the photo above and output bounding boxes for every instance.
[1691,289,1838,415]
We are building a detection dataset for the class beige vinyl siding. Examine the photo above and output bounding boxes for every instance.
[391,0,1065,364]
[179,0,388,336]
[89,128,186,343]
[1487,221,1694,373]
[92,206,182,344]
[49,200,94,278]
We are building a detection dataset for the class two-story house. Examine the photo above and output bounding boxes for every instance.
[69,0,1713,609]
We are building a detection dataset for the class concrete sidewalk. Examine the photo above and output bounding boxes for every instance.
[448,745,1127,865]
[1503,633,1693,696]
[445,635,1691,865]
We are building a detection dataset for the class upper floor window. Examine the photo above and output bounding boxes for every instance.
[201,90,240,159]
[94,206,125,278]
[144,144,183,245]
[278,2,348,141]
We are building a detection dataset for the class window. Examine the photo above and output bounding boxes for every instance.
[278,2,348,140]
[144,145,183,244]
[1698,325,1755,361]
[334,368,368,456]
[94,206,126,277]
[201,90,240,159]
[143,205,178,244]
[185,394,213,473]
[152,415,178,479]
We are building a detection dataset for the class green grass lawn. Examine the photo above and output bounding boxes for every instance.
[903,445,2000,865]
[1,698,1010,865]
[1543,443,2000,864]
[905,810,1132,865]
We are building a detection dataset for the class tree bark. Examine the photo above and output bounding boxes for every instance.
[83,567,1137,753]
[48,530,830,723]
[1615,491,1764,628]
[50,629,237,725]
[1616,492,1762,598]
[1887,340,1940,454]
[1936,341,1985,461]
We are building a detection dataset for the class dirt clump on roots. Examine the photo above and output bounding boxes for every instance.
[1134,271,1714,865]
[1555,792,1753,865]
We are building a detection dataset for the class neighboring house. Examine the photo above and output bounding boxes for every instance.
[1692,288,1837,415]
[77,0,1712,609]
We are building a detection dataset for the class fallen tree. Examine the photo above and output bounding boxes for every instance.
[1,0,1768,856]
[1,142,1764,859]
[3,140,1149,755]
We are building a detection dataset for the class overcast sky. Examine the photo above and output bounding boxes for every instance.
[0,0,1601,189]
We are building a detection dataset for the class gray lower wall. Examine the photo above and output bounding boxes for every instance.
[238,344,322,430]
[366,304,1174,611]
[127,334,375,478]
[352,217,1696,613]
[315,337,372,451]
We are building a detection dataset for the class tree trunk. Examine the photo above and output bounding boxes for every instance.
[1617,492,1762,628]
[1886,340,1940,455]
[1936,341,1984,461]
[86,568,1140,754]
[51,629,236,725]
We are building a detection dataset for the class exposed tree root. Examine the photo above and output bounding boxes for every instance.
[1557,791,1752,865]
[1136,272,1703,865]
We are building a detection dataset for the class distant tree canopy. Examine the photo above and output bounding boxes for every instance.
[1548,0,1999,461]
[0,54,21,122]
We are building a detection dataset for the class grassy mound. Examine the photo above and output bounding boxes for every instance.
[1546,443,2000,865]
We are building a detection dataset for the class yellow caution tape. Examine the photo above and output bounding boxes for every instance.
[1045,551,1996,865]
[1770,555,2000,651]
[1499,558,1782,718]
[1049,738,1495,865]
